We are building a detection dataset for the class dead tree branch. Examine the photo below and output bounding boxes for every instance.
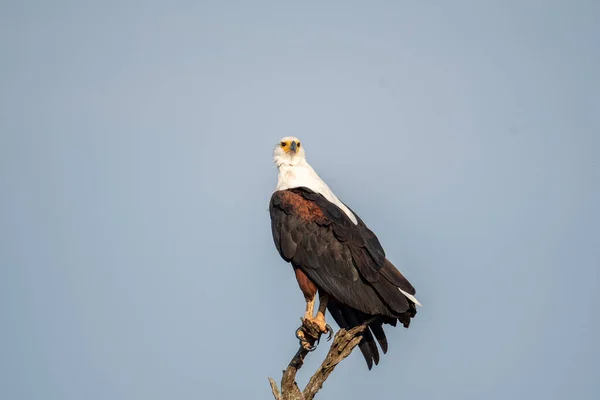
[268,377,282,400]
[268,318,373,400]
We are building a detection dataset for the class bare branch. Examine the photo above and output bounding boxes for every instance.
[269,318,373,399]
[303,324,369,400]
[281,347,308,400]
[268,377,282,400]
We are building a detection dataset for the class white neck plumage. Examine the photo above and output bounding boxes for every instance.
[275,157,358,225]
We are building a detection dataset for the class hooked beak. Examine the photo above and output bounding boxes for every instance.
[289,141,297,152]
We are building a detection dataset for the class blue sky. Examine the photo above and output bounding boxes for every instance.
[1,1,599,399]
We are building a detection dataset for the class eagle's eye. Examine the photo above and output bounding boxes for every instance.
[281,142,287,147]
[297,142,301,147]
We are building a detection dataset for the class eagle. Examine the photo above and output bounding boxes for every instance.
[269,136,421,369]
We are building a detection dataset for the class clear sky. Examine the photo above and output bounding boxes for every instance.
[1,1,599,399]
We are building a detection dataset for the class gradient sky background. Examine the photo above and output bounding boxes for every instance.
[1,1,599,399]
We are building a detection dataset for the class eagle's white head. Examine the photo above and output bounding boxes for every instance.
[273,136,307,167]
[273,136,359,224]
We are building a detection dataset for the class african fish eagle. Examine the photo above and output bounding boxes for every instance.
[269,136,421,370]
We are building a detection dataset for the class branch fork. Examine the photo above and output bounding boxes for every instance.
[268,318,372,400]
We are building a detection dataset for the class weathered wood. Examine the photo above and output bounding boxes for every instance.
[268,318,374,400]
[268,377,281,400]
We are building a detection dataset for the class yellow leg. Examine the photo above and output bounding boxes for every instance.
[304,295,315,321]
[313,292,329,332]
[296,292,332,350]
[302,292,329,333]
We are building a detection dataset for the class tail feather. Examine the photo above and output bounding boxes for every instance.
[326,297,417,369]
[368,319,388,354]
[324,257,420,370]
[327,300,380,369]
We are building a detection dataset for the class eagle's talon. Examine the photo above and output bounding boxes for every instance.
[295,327,303,341]
[303,342,317,351]
[325,324,333,341]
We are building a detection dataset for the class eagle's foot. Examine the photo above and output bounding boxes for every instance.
[295,326,318,351]
[296,316,334,351]
[310,313,333,336]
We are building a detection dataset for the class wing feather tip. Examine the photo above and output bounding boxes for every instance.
[399,288,422,307]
